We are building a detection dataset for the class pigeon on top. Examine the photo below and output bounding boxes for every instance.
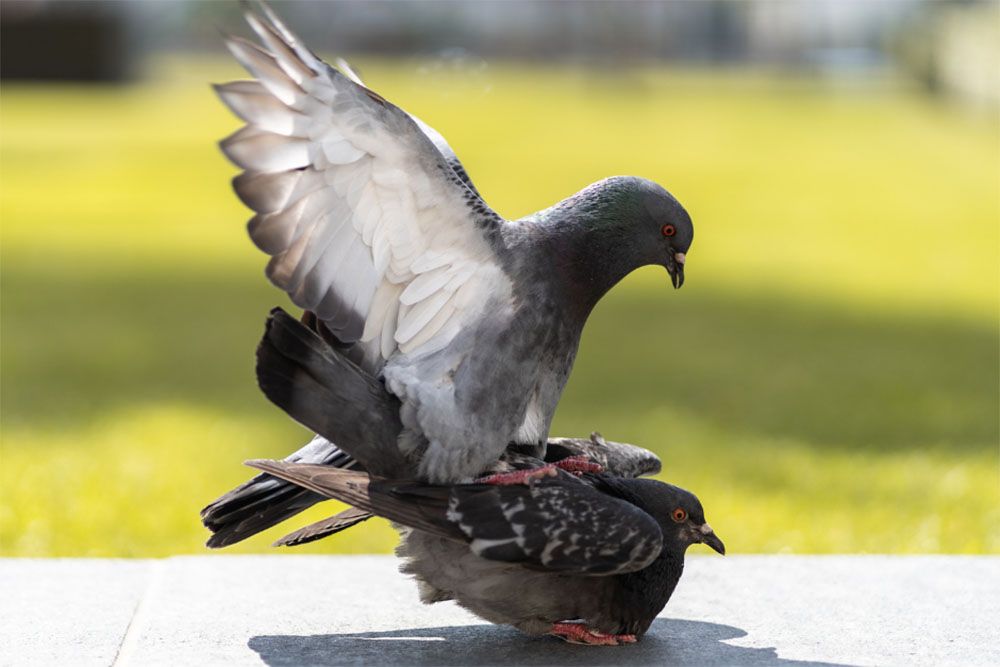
[245,459,724,645]
[216,4,694,484]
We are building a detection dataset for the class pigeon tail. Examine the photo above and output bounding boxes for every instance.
[200,434,353,548]
[271,506,373,547]
[255,307,411,479]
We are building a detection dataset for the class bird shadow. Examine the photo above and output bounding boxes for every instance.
[249,617,854,666]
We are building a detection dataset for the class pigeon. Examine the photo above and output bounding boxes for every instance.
[245,459,725,645]
[202,307,662,548]
[212,4,694,491]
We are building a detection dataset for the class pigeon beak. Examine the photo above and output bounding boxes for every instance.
[668,253,685,289]
[699,523,725,555]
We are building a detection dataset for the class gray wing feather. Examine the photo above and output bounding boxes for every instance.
[245,460,663,576]
[450,482,663,575]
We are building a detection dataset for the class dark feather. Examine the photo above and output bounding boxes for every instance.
[255,307,408,478]
[272,506,373,547]
[200,438,355,549]
[245,460,663,575]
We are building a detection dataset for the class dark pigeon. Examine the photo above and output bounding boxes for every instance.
[202,308,661,548]
[245,459,724,645]
[213,5,694,489]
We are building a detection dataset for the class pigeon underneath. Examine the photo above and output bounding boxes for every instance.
[215,4,695,487]
[245,460,725,645]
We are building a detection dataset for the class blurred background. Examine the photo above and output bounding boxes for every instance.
[1,0,997,558]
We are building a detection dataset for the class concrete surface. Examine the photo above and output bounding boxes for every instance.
[1,555,997,666]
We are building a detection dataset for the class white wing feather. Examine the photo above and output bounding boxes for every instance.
[218,9,508,372]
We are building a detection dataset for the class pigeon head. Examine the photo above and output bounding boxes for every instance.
[537,176,694,315]
[617,477,725,556]
[637,179,693,290]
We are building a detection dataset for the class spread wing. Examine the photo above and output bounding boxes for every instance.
[246,460,664,576]
[217,6,508,373]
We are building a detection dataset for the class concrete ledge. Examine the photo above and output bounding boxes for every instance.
[2,555,997,666]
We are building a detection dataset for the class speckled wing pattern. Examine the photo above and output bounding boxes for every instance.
[246,460,664,576]
[216,6,508,372]
[445,480,663,575]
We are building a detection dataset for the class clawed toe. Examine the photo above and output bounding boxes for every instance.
[552,455,604,474]
[549,621,637,646]
[475,464,558,486]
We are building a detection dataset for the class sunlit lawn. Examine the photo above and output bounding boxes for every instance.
[1,57,997,557]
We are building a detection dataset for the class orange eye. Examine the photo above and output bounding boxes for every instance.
[672,508,687,522]
[662,224,676,237]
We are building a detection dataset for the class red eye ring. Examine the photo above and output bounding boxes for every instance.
[672,508,687,522]
[662,225,676,237]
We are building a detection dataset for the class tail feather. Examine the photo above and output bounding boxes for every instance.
[255,307,409,478]
[271,506,373,547]
[203,306,407,548]
[245,459,462,542]
[200,434,356,548]
[201,474,326,549]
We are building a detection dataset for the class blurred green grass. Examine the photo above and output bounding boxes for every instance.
[1,57,998,557]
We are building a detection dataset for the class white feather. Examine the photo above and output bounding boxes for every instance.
[224,37,303,108]
[221,7,511,377]
[403,300,456,353]
[399,266,455,306]
[395,289,453,346]
[220,126,310,172]
[244,12,314,85]
[232,169,301,213]
[214,81,297,135]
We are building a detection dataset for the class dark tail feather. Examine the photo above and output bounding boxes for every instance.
[202,307,407,549]
[245,459,463,542]
[201,474,327,548]
[255,307,408,478]
[200,435,357,548]
[271,506,374,547]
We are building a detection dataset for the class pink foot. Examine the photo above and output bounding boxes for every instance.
[475,464,557,486]
[552,455,604,475]
[549,622,637,646]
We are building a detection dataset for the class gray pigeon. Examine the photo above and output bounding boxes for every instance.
[202,308,662,547]
[213,5,693,487]
[245,460,724,645]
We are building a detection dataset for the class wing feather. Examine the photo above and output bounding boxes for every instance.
[221,125,310,173]
[395,289,453,347]
[451,481,664,575]
[224,37,305,107]
[245,461,664,576]
[400,265,455,306]
[220,6,518,477]
[220,12,507,355]
[232,170,301,213]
